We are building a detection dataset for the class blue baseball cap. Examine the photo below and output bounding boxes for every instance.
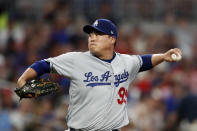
[83,19,118,39]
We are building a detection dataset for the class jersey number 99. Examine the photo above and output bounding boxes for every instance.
[117,87,128,105]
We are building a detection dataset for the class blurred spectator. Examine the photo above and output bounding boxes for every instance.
[0,88,16,131]
[0,54,7,79]
[50,13,71,45]
[10,99,34,131]
[174,17,195,58]
[0,110,13,131]
[128,96,165,131]
[0,88,16,111]
[128,25,146,54]
[0,16,24,53]
[176,93,197,128]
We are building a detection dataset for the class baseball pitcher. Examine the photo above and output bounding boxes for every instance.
[17,19,182,131]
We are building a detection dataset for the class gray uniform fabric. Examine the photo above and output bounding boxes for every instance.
[45,51,142,131]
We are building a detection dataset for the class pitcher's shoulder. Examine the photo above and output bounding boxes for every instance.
[116,53,141,61]
[62,51,86,56]
[65,51,91,59]
[116,53,132,58]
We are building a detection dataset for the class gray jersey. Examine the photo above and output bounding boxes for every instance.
[45,51,142,130]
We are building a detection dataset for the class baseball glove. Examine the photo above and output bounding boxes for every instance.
[14,78,59,100]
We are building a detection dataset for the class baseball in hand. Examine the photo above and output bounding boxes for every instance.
[171,53,182,61]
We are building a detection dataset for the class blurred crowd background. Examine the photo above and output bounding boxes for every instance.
[0,0,197,131]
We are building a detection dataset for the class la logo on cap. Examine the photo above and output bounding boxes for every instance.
[93,20,98,26]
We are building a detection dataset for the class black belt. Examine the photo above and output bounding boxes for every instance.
[70,128,120,131]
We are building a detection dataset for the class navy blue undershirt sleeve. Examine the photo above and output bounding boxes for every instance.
[29,60,50,76]
[139,54,153,72]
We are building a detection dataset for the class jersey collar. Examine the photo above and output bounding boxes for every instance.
[94,52,116,63]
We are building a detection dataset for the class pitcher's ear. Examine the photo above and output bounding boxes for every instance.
[111,36,116,44]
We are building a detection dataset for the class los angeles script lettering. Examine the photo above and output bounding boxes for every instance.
[83,70,129,87]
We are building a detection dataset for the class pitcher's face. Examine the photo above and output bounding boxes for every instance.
[88,30,114,57]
